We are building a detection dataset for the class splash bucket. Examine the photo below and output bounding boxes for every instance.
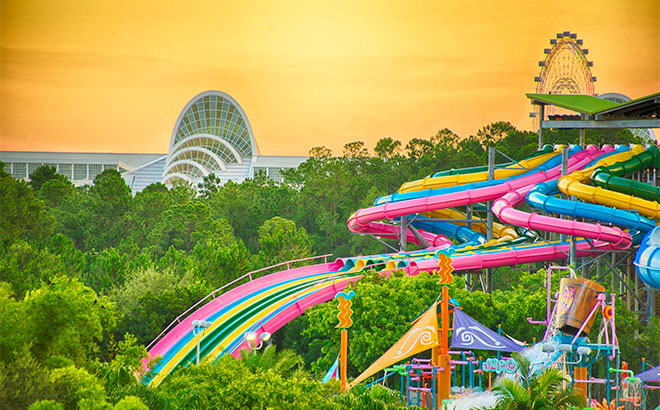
[555,277,605,336]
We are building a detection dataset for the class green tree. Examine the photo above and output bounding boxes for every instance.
[191,238,251,287]
[29,165,60,192]
[158,353,341,410]
[111,268,210,345]
[488,353,585,410]
[49,365,110,410]
[28,400,65,410]
[207,174,297,252]
[0,172,55,246]
[125,184,172,249]
[24,276,116,365]
[476,121,516,148]
[148,201,235,254]
[113,396,148,410]
[254,216,313,268]
[374,137,403,159]
[0,241,68,298]
[0,348,53,409]
[39,176,75,208]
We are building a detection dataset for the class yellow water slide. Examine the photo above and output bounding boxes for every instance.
[399,147,563,193]
[558,145,660,220]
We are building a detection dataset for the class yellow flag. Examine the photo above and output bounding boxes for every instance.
[352,302,439,386]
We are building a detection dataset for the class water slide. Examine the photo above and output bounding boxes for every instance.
[145,144,659,386]
[635,227,660,288]
[347,145,604,236]
[591,145,660,202]
[146,255,452,387]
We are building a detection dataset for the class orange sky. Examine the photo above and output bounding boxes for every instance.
[1,0,658,156]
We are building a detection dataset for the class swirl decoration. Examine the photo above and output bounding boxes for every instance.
[394,326,436,359]
[481,358,518,374]
[455,325,505,349]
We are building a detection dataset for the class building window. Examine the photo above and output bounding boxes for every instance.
[57,164,72,180]
[73,164,87,181]
[88,164,103,180]
[267,167,284,181]
[28,163,42,177]
[103,164,116,171]
[12,163,27,179]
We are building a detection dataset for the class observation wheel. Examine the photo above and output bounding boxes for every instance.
[532,31,597,129]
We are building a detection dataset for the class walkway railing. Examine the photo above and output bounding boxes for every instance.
[146,253,333,350]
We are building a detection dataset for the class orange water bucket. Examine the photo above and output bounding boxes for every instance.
[555,277,605,336]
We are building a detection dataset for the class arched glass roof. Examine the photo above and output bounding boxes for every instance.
[163,91,258,185]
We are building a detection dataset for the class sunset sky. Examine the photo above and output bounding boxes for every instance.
[1,0,658,156]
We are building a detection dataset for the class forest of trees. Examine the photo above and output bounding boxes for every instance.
[1,122,658,409]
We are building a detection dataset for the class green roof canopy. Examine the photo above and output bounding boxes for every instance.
[526,93,618,115]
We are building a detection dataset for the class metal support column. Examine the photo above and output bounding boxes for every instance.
[568,146,577,269]
[560,147,568,243]
[486,146,494,293]
[400,215,407,252]
[537,104,545,150]
[466,204,473,291]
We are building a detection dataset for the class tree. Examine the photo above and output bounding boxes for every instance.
[191,238,251,287]
[0,172,55,246]
[197,173,223,198]
[0,241,68,298]
[29,165,60,192]
[158,352,342,410]
[111,268,210,345]
[488,353,585,410]
[476,121,516,148]
[112,396,149,410]
[24,276,116,365]
[254,216,313,268]
[148,201,235,254]
[49,365,110,410]
[374,138,403,159]
[309,146,333,158]
[343,141,370,159]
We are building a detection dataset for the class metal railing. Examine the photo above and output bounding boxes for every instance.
[145,253,333,350]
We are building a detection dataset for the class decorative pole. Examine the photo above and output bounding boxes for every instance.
[434,253,454,409]
[336,290,355,392]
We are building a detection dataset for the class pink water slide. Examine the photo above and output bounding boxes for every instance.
[148,260,346,361]
[347,145,610,239]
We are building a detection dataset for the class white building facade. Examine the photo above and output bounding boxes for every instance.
[1,91,308,193]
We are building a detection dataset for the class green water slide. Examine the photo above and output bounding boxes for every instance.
[591,145,660,202]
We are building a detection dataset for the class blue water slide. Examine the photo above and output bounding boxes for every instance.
[635,227,660,289]
[374,146,583,206]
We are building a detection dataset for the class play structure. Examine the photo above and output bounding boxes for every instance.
[350,266,659,409]
[142,142,660,407]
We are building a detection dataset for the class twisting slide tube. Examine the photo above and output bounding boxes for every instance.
[145,143,660,387]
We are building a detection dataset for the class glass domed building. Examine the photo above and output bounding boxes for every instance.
[163,91,258,186]
[0,90,307,193]
[161,90,305,188]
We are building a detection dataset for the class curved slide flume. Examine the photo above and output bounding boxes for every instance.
[635,227,660,289]
[145,255,447,387]
[145,144,659,388]
[399,145,560,192]
[591,145,660,202]
[146,260,348,386]
[558,146,660,220]
[492,146,646,253]
[348,145,606,236]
